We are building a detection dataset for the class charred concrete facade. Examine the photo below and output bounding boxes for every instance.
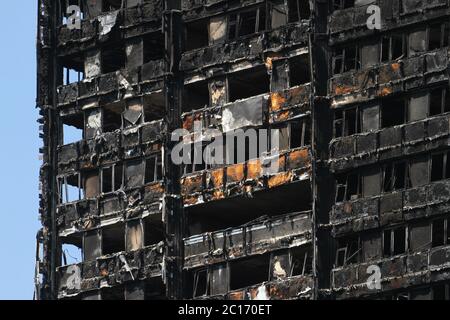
[35,0,450,300]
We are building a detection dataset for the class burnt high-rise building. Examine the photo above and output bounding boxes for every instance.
[35,0,450,300]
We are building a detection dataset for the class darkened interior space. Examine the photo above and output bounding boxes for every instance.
[187,182,312,235]
[185,19,209,51]
[143,32,164,63]
[183,81,209,112]
[101,43,126,74]
[228,66,270,102]
[102,224,125,255]
[229,255,270,290]
[289,54,310,86]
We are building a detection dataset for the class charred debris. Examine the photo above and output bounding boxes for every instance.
[36,0,450,300]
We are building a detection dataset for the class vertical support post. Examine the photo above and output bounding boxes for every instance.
[163,0,184,300]
[310,0,334,300]
[36,0,60,300]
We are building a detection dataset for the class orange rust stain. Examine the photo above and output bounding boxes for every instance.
[270,92,286,112]
[391,62,401,72]
[228,291,245,300]
[276,110,290,122]
[181,174,203,196]
[145,182,164,195]
[268,171,293,189]
[247,159,261,180]
[210,169,224,188]
[277,154,286,172]
[227,163,245,183]
[380,87,393,97]
[269,285,283,299]
[183,115,194,131]
[288,149,311,169]
[334,86,354,96]
[211,189,225,200]
[183,195,200,206]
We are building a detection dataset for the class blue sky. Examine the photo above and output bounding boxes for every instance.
[0,2,41,299]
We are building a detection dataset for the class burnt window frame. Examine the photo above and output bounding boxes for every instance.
[287,0,310,23]
[145,152,163,184]
[381,96,407,129]
[383,226,408,257]
[381,34,406,62]
[429,87,450,116]
[335,235,361,267]
[58,173,82,204]
[101,163,123,194]
[332,44,360,75]
[382,160,409,193]
[431,218,449,249]
[335,171,362,203]
[428,21,450,51]
[430,150,450,182]
[288,119,311,149]
[227,5,267,42]
[333,106,362,138]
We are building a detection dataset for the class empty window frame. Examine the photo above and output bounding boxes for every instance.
[62,114,84,145]
[287,247,313,277]
[431,151,450,182]
[143,32,164,63]
[144,219,164,247]
[381,34,406,62]
[382,161,408,192]
[335,172,361,202]
[58,173,82,204]
[429,87,450,116]
[63,66,84,85]
[334,107,361,138]
[183,81,210,112]
[103,102,124,133]
[287,0,310,22]
[229,255,270,290]
[143,92,165,122]
[193,268,209,297]
[102,224,125,256]
[61,243,82,266]
[145,153,163,184]
[101,43,126,74]
[288,120,311,149]
[432,218,448,248]
[335,235,361,267]
[383,227,407,257]
[428,22,450,51]
[228,66,270,103]
[332,0,355,11]
[289,54,311,87]
[228,6,266,41]
[185,19,209,51]
[101,164,123,193]
[333,45,359,75]
[381,97,406,128]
